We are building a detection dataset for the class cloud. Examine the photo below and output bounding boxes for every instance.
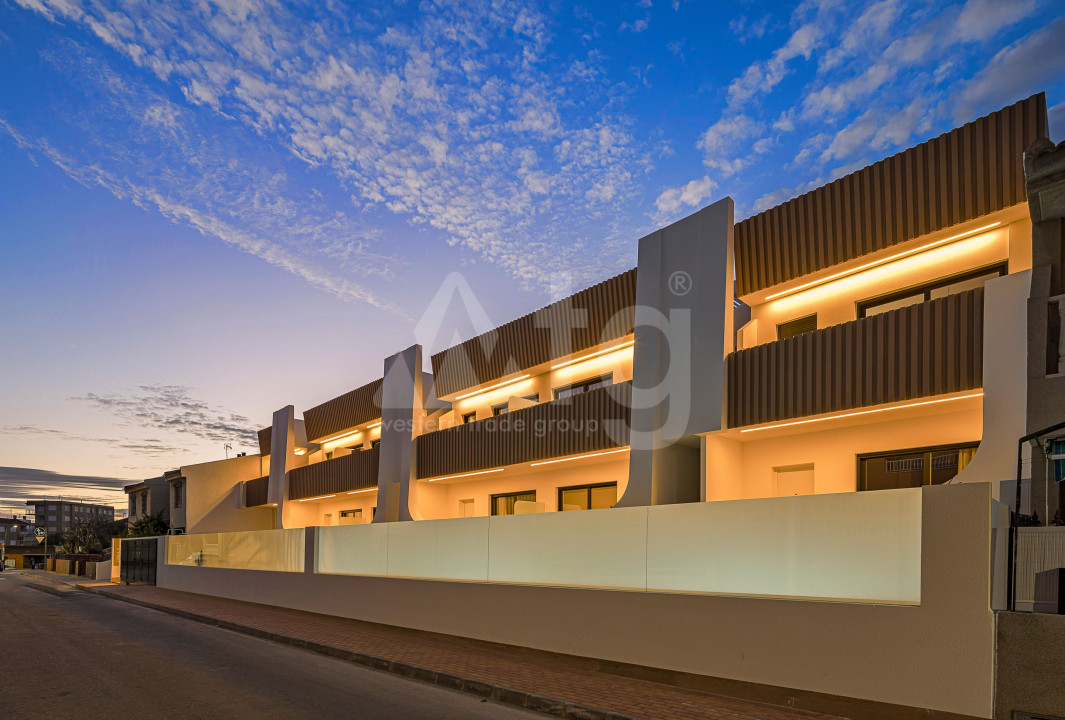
[9,1,647,294]
[0,467,131,514]
[70,384,259,447]
[802,63,896,118]
[954,0,1037,43]
[654,175,716,218]
[953,16,1065,123]
[727,23,820,105]
[729,15,770,43]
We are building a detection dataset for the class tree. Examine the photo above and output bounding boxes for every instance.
[124,510,168,538]
[61,518,107,554]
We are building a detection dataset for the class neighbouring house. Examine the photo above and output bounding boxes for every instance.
[124,475,171,526]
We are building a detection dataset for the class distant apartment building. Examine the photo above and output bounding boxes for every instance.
[26,500,116,536]
[0,516,35,546]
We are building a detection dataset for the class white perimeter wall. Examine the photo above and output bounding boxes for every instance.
[158,483,1000,717]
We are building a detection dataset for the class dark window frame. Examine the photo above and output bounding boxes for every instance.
[173,481,183,509]
[492,402,509,416]
[856,440,980,491]
[856,262,1007,318]
[777,314,817,340]
[461,411,478,424]
[556,481,618,512]
[553,374,612,401]
[490,490,537,516]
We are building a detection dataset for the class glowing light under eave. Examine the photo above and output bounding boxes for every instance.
[738,392,983,434]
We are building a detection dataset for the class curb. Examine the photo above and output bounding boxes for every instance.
[78,585,643,720]
[25,581,72,597]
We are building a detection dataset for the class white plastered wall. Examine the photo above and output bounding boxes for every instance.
[182,454,273,533]
[705,404,982,501]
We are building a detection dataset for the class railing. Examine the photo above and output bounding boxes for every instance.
[415,382,632,478]
[288,446,379,500]
[244,475,270,507]
[726,288,984,428]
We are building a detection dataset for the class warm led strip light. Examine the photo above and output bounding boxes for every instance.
[319,428,363,445]
[551,340,635,369]
[347,488,376,495]
[366,421,382,429]
[529,447,630,466]
[426,468,505,482]
[454,374,531,401]
[764,222,1001,301]
[297,493,337,502]
[739,392,983,434]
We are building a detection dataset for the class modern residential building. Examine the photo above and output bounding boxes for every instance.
[161,93,1045,534]
[0,516,35,548]
[124,475,172,525]
[134,93,1064,719]
[26,499,116,536]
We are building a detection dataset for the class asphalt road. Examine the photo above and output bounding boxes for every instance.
[0,571,539,720]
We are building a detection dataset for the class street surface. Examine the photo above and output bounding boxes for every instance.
[0,571,538,719]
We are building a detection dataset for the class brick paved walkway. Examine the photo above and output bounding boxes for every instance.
[78,581,840,720]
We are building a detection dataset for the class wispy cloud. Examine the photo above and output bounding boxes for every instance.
[0,466,131,514]
[70,384,258,447]
[10,0,648,293]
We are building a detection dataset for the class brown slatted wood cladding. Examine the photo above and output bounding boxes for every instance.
[257,427,272,456]
[726,289,984,427]
[288,446,380,500]
[415,382,632,478]
[303,378,384,443]
[430,269,637,398]
[245,475,270,507]
[734,94,1048,296]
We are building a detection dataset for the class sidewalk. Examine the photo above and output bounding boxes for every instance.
[70,579,841,720]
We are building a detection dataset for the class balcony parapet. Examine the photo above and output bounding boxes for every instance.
[415,382,632,478]
[726,288,984,428]
[288,446,379,500]
[244,475,270,507]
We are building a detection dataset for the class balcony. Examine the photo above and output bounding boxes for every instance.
[288,446,380,500]
[415,382,632,478]
[245,475,270,507]
[726,288,984,428]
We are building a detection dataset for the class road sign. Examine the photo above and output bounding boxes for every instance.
[34,526,46,544]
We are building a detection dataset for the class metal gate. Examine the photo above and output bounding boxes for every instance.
[119,538,157,585]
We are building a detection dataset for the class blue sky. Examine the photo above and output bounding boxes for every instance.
[1,0,1063,514]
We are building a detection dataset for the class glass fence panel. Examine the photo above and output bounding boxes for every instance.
[317,523,388,576]
[1014,527,1065,608]
[487,506,648,590]
[166,529,305,572]
[646,488,922,603]
[387,517,490,582]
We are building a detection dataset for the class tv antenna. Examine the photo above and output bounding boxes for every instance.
[224,443,233,459]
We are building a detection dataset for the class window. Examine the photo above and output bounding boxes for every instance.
[558,483,617,511]
[492,402,509,416]
[173,481,183,509]
[553,375,612,401]
[140,493,147,515]
[777,314,817,340]
[325,451,333,460]
[340,509,362,518]
[858,263,1006,318]
[462,411,478,424]
[491,490,536,515]
[370,438,381,448]
[858,442,979,491]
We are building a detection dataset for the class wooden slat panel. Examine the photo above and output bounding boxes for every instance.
[303,378,384,443]
[245,475,270,507]
[734,94,1048,296]
[725,289,984,427]
[257,427,272,457]
[430,269,637,398]
[288,447,380,500]
[414,382,632,478]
